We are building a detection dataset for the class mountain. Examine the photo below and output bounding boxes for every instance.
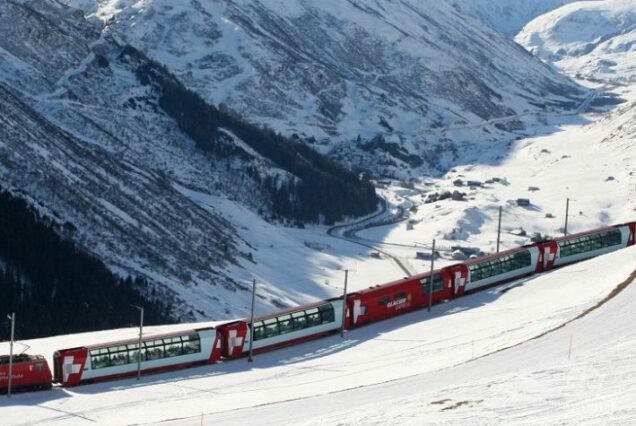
[0,0,593,333]
[0,0,376,328]
[63,0,587,175]
[516,0,636,84]
[458,0,584,36]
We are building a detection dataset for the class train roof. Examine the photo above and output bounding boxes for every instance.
[458,244,536,267]
[551,225,620,242]
[54,321,231,352]
[0,354,46,365]
[224,296,344,325]
[350,269,439,296]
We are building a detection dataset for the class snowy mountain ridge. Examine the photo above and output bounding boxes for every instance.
[458,0,587,36]
[516,0,636,84]
[62,0,586,174]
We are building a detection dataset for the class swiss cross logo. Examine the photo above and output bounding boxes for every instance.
[455,272,466,287]
[228,329,243,354]
[544,247,555,267]
[63,356,82,382]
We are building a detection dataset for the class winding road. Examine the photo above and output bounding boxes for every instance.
[327,197,414,276]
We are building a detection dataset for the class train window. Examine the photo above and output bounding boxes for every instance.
[264,318,279,338]
[378,296,389,305]
[469,250,532,282]
[278,315,293,334]
[90,348,111,369]
[87,333,201,369]
[109,350,128,366]
[165,340,183,358]
[306,309,321,327]
[394,292,407,300]
[183,335,201,353]
[420,274,444,294]
[146,345,163,361]
[292,313,307,330]
[318,304,335,323]
[128,349,140,364]
[559,230,622,257]
[252,323,265,341]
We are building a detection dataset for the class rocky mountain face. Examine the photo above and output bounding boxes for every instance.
[64,0,587,177]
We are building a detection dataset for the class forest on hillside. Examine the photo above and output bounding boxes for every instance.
[0,189,175,340]
[123,46,378,224]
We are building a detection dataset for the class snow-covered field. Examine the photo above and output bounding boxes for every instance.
[1,244,635,425]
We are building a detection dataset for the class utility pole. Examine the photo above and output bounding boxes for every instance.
[496,206,502,253]
[131,306,144,381]
[564,198,570,236]
[341,269,349,337]
[248,279,256,362]
[7,313,15,398]
[428,239,436,312]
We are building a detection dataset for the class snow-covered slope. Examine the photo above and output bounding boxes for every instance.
[0,0,351,321]
[516,0,636,84]
[64,0,585,162]
[1,244,634,424]
[460,0,583,36]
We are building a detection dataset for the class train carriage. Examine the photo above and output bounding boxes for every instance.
[444,245,542,295]
[346,269,454,327]
[0,354,51,393]
[220,298,344,359]
[552,222,636,268]
[53,326,221,386]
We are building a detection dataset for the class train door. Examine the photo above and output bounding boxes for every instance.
[536,241,558,272]
[438,269,455,300]
[53,348,87,386]
[627,223,636,247]
[444,264,468,296]
[208,328,223,363]
[220,321,248,359]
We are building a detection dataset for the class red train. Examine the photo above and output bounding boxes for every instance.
[3,221,635,390]
[0,354,52,393]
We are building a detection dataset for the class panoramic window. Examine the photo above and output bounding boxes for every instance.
[558,230,622,258]
[420,274,444,294]
[88,333,202,369]
[251,303,337,341]
[469,250,532,282]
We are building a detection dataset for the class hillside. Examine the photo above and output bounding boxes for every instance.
[0,0,376,326]
[64,0,587,175]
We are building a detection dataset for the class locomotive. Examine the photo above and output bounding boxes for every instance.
[0,354,52,393]
[2,221,635,391]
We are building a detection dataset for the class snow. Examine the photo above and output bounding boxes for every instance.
[516,0,636,83]
[2,1,636,422]
[1,245,635,424]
